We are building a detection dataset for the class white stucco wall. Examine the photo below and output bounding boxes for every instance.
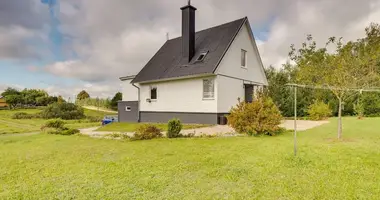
[216,75,244,113]
[215,22,267,85]
[139,76,218,113]
[121,79,139,101]
[215,21,268,113]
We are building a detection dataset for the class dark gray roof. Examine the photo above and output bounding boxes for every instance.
[132,17,247,83]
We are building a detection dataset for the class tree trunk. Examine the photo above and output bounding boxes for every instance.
[338,98,342,139]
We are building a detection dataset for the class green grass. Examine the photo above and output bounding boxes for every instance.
[1,117,380,199]
[96,122,211,132]
[0,108,112,134]
[83,109,116,118]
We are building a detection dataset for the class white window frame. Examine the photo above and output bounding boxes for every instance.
[202,78,215,100]
[150,86,157,101]
[241,49,247,68]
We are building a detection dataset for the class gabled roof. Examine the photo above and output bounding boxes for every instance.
[132,17,247,83]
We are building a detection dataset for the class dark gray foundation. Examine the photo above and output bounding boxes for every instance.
[118,101,139,122]
[140,111,229,124]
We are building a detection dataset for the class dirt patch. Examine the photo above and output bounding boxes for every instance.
[280,120,329,131]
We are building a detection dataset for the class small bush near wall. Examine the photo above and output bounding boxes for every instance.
[167,118,183,138]
[133,124,162,140]
[227,91,283,136]
[308,101,332,121]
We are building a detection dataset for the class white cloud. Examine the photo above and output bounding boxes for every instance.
[258,0,379,68]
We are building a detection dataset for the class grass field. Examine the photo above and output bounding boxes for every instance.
[97,122,210,132]
[0,108,115,134]
[1,117,380,199]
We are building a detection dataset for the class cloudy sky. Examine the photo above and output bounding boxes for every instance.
[0,0,379,99]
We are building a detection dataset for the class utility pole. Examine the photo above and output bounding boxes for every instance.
[294,86,297,156]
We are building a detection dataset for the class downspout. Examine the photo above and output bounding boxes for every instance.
[132,83,141,122]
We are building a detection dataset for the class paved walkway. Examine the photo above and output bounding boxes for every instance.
[80,120,330,137]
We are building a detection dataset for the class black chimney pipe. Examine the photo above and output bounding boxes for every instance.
[180,1,197,63]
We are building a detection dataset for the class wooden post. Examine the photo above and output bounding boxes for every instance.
[294,86,297,156]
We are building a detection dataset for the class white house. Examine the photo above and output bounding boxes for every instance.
[118,2,268,124]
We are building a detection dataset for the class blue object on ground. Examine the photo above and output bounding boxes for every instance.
[102,116,118,126]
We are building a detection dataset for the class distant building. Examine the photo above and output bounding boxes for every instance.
[0,96,8,107]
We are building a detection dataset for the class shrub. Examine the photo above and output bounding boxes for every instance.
[43,119,66,130]
[12,112,33,119]
[227,91,283,136]
[61,128,80,135]
[48,128,80,136]
[354,99,365,119]
[307,101,332,120]
[361,93,380,117]
[133,124,162,140]
[86,116,103,123]
[167,118,183,138]
[40,102,85,120]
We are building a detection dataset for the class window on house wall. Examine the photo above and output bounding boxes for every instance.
[241,49,247,67]
[203,79,214,99]
[150,86,157,100]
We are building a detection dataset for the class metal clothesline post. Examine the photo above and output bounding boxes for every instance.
[294,86,297,156]
[285,83,380,156]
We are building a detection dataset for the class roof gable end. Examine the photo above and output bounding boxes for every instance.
[132,17,247,83]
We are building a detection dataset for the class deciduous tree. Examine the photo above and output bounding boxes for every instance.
[289,23,380,139]
[77,90,90,100]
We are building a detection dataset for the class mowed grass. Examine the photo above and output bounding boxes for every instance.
[97,122,211,132]
[1,117,380,199]
[0,108,115,134]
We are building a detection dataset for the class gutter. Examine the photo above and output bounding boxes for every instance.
[132,83,141,122]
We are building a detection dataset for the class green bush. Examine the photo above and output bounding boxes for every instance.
[307,101,332,120]
[354,99,365,119]
[61,128,80,135]
[361,93,380,117]
[133,124,162,140]
[167,118,183,138]
[227,91,283,136]
[40,102,85,120]
[12,112,34,119]
[48,128,80,136]
[86,116,103,123]
[43,119,66,129]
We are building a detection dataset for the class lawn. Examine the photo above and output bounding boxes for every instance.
[97,122,211,132]
[0,108,114,134]
[1,117,380,199]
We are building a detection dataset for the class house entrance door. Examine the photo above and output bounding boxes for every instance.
[244,84,254,103]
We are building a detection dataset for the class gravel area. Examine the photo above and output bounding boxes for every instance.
[80,120,330,137]
[280,120,330,131]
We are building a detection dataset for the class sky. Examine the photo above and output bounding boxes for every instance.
[0,0,379,100]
